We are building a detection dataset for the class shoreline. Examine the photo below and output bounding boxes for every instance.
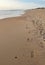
[0,7,45,20]
[0,10,25,20]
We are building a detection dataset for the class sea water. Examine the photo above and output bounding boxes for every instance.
[0,10,24,19]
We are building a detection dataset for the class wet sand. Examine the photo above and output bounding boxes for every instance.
[0,8,45,65]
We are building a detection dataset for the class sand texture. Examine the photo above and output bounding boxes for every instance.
[0,8,45,65]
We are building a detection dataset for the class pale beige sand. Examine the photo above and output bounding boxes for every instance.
[0,8,45,65]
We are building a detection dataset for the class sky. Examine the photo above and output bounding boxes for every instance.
[0,0,45,10]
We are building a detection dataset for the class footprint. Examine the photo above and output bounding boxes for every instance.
[26,26,29,29]
[27,38,30,42]
[40,42,44,48]
[40,30,43,35]
[43,33,45,41]
[31,51,34,58]
[28,31,30,34]
[14,56,18,59]
[26,24,30,29]
[32,20,35,25]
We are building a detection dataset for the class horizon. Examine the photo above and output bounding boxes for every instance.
[0,0,45,10]
[0,7,45,10]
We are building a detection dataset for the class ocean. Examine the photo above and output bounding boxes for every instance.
[0,10,24,19]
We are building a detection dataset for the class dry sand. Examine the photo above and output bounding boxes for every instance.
[0,8,45,65]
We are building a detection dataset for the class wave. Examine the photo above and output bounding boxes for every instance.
[0,10,24,19]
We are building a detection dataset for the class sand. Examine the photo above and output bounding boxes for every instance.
[0,8,45,65]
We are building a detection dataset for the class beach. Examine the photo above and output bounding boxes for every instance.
[0,8,45,65]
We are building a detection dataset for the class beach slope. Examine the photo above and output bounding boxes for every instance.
[0,8,45,65]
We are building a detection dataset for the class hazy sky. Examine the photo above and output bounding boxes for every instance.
[0,0,45,10]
